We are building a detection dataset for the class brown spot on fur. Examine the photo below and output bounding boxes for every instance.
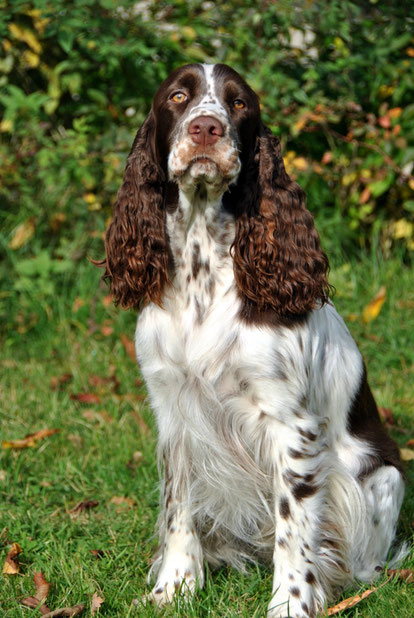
[288,447,306,459]
[289,586,300,597]
[279,496,291,519]
[305,570,316,585]
[192,243,201,279]
[292,482,318,501]
[298,427,317,441]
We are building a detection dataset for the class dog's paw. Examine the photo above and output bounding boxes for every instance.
[143,554,203,606]
[267,581,321,618]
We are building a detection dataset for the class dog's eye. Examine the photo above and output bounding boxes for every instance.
[170,91,188,104]
[233,99,246,110]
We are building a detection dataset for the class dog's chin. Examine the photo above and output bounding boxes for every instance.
[171,157,239,197]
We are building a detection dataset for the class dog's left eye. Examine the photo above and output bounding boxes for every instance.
[233,99,246,110]
[170,91,188,103]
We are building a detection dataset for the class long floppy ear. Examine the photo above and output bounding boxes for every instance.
[98,112,169,309]
[232,125,331,318]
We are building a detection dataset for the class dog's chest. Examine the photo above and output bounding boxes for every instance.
[135,206,242,379]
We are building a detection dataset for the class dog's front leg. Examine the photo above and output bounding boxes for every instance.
[147,446,204,605]
[267,422,328,618]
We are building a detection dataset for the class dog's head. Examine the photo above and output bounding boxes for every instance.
[99,64,331,317]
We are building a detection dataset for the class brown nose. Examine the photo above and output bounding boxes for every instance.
[188,116,224,147]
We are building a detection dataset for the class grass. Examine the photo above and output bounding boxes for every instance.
[1,252,414,617]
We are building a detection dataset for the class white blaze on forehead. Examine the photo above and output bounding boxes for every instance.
[184,63,228,124]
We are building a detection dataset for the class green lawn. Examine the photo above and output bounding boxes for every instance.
[1,254,413,617]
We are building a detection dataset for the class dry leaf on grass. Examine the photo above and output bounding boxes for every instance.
[21,571,51,614]
[91,592,104,615]
[362,285,386,323]
[70,393,100,404]
[70,500,99,516]
[388,568,414,583]
[120,334,136,362]
[41,604,85,617]
[90,550,106,559]
[126,451,144,470]
[2,542,23,574]
[50,373,72,390]
[110,496,135,511]
[406,439,414,448]
[326,576,391,615]
[2,429,60,450]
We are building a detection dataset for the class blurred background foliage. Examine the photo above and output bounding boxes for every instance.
[1,0,413,339]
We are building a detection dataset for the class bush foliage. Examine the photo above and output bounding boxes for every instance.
[1,0,413,334]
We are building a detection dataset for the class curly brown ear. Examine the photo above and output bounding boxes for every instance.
[232,125,331,318]
[96,112,169,309]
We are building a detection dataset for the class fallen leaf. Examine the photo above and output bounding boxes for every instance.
[406,439,414,447]
[126,451,144,470]
[50,373,72,390]
[70,500,99,516]
[82,410,114,424]
[110,496,135,508]
[67,433,83,447]
[378,406,394,424]
[362,286,386,323]
[21,596,50,614]
[21,571,51,614]
[70,393,100,404]
[2,428,59,450]
[91,592,104,615]
[388,568,414,583]
[400,448,414,461]
[0,469,6,482]
[134,378,144,387]
[90,550,106,559]
[326,576,391,615]
[33,571,51,601]
[2,542,23,574]
[120,334,136,362]
[42,604,85,617]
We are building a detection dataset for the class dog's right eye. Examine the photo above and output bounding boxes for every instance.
[170,91,188,103]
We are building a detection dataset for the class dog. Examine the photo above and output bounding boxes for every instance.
[98,63,404,617]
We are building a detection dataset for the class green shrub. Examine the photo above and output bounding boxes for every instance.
[1,0,413,335]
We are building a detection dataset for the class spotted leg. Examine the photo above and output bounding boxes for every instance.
[146,449,204,605]
[267,422,328,618]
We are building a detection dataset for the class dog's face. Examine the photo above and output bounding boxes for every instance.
[151,63,261,191]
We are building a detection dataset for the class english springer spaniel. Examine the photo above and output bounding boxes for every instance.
[99,64,404,617]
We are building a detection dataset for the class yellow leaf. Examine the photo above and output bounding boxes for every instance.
[2,543,23,575]
[409,179,414,191]
[392,219,413,240]
[8,23,42,54]
[0,118,13,133]
[342,172,357,186]
[362,286,386,323]
[9,218,35,250]
[83,192,97,204]
[400,448,414,461]
[2,39,12,52]
[23,50,40,67]
[182,26,197,40]
[292,157,309,171]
